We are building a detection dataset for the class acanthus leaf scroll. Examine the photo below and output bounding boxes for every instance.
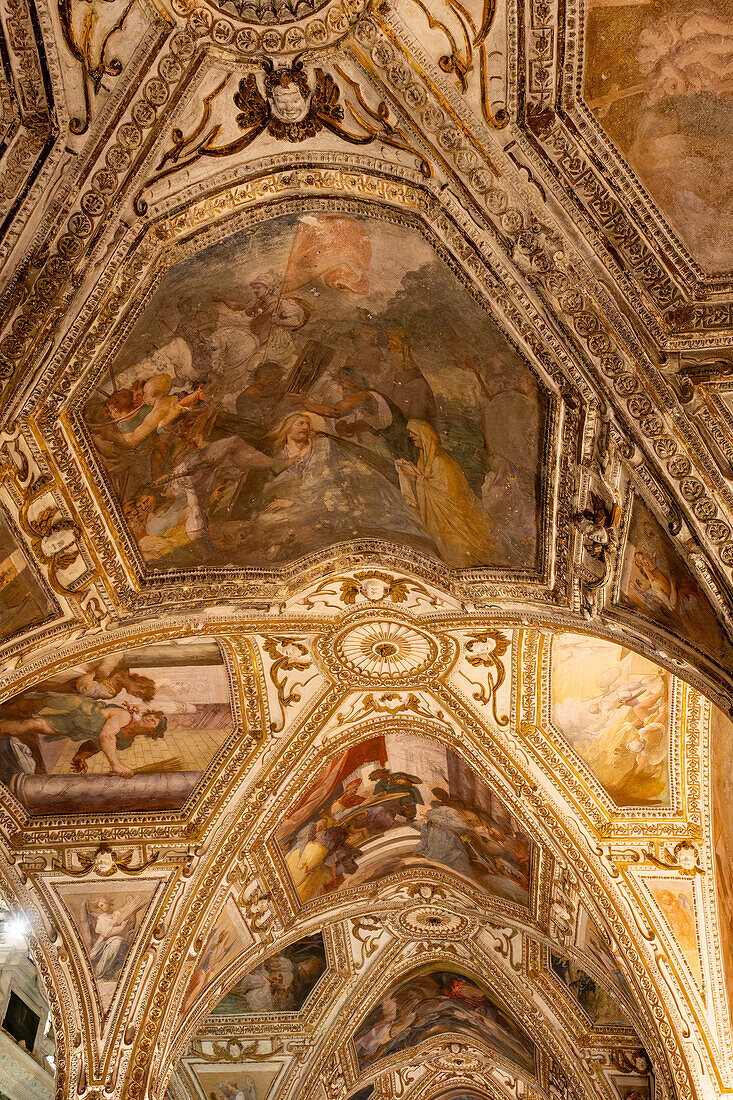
[261,635,316,733]
[58,0,137,135]
[461,628,510,726]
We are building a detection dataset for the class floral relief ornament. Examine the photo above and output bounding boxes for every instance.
[193,1039,280,1063]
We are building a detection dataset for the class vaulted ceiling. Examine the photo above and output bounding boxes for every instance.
[0,2,731,1100]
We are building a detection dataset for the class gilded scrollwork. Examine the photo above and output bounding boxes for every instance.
[192,1038,282,1062]
[547,864,579,949]
[260,635,318,732]
[237,877,279,938]
[0,434,98,631]
[303,571,440,610]
[350,914,384,969]
[0,0,731,1090]
[625,841,704,878]
[458,628,510,726]
[135,60,432,213]
[57,0,137,135]
[335,690,447,725]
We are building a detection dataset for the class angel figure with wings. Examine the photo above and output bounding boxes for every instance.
[228,59,427,171]
[83,893,144,983]
[574,491,621,565]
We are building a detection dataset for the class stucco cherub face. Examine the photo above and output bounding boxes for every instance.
[270,81,310,123]
[93,849,116,875]
[674,842,698,871]
[467,638,497,660]
[587,526,610,545]
[361,577,388,601]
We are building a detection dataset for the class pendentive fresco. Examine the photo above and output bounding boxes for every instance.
[584,0,733,272]
[550,633,670,807]
[353,968,536,1073]
[275,733,533,905]
[210,933,327,1015]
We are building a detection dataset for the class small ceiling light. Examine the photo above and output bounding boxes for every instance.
[4,916,29,942]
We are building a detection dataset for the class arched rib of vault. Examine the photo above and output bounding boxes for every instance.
[180,917,644,1100]
[183,873,532,1045]
[237,687,697,1090]
[0,841,73,1100]
[388,1073,503,1100]
[419,1084,508,1100]
[344,1045,532,1100]
[0,609,698,850]
[191,875,647,1048]
[0,8,730,1100]
[335,1034,536,1100]
[0,583,728,793]
[180,899,653,1100]
[61,668,686,1100]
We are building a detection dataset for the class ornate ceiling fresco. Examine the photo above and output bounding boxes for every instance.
[0,0,731,1100]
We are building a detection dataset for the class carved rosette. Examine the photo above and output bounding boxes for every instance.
[388,905,473,940]
[316,613,455,685]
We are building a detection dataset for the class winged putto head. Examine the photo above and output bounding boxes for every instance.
[264,61,312,123]
[234,59,343,142]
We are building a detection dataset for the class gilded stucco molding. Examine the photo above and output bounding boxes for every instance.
[0,2,730,1088]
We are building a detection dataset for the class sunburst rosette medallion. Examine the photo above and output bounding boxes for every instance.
[317,613,455,685]
[389,905,472,940]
